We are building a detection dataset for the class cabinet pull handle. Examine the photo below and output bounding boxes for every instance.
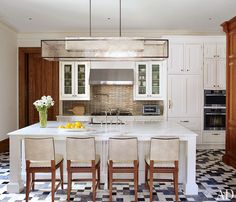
[217,85,219,87]
[181,69,184,72]
[180,120,189,123]
[168,100,172,109]
[212,133,220,136]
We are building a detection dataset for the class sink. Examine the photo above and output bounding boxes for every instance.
[89,122,125,125]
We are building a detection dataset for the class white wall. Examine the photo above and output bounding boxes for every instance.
[0,22,17,141]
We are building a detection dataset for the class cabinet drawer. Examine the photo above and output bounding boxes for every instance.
[168,117,201,131]
[203,131,225,144]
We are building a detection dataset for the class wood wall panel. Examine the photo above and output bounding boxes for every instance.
[19,48,59,128]
[222,16,236,168]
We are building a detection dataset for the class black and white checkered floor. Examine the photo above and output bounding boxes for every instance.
[0,150,236,201]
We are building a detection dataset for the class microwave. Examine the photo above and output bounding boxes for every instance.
[143,105,161,115]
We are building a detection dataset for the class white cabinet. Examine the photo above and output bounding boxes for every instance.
[60,61,90,100]
[203,43,226,89]
[203,131,225,144]
[168,43,203,74]
[168,75,202,117]
[134,61,164,100]
[204,43,226,59]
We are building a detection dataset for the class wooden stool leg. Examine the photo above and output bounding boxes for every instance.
[92,168,96,202]
[107,165,109,189]
[145,162,148,189]
[51,169,56,202]
[149,161,154,202]
[32,172,35,191]
[67,171,72,202]
[174,171,179,202]
[98,164,101,189]
[60,162,64,190]
[109,161,113,202]
[134,161,138,202]
[26,169,31,202]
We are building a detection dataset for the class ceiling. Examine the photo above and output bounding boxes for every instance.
[0,0,235,34]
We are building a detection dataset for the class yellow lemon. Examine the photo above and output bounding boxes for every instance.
[75,121,81,126]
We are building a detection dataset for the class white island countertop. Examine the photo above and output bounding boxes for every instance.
[7,120,198,195]
[8,121,197,141]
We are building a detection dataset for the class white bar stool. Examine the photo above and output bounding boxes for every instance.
[66,137,100,202]
[145,137,179,202]
[25,137,64,202]
[108,137,139,202]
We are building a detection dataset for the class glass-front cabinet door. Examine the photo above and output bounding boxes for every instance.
[60,61,90,100]
[150,62,162,97]
[135,63,148,98]
[60,62,75,98]
[138,64,147,95]
[75,62,90,99]
[134,61,163,100]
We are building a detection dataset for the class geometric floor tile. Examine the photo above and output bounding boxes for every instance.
[0,150,236,201]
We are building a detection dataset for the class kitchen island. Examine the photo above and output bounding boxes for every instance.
[7,121,198,195]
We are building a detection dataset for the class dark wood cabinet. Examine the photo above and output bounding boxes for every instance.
[222,16,236,168]
[19,48,59,128]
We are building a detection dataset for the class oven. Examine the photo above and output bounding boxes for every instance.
[204,90,226,107]
[204,108,226,130]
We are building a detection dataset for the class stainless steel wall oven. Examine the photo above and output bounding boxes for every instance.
[204,90,226,130]
[204,90,226,107]
[204,108,226,130]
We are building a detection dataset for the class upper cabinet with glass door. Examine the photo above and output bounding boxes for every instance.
[134,62,164,100]
[60,61,90,100]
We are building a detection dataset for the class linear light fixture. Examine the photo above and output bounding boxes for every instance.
[41,38,168,60]
[41,0,169,60]
[65,37,144,52]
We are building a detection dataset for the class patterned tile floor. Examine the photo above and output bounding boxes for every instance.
[0,150,236,201]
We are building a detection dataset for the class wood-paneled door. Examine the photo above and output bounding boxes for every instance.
[222,16,236,168]
[19,48,59,128]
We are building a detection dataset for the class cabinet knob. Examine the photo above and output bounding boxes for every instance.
[186,69,190,71]
[181,69,184,72]
[213,85,216,87]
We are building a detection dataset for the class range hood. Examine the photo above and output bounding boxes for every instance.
[41,37,169,61]
[89,69,134,85]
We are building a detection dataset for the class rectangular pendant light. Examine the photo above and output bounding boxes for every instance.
[41,38,169,61]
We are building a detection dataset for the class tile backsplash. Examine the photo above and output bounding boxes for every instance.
[62,85,163,115]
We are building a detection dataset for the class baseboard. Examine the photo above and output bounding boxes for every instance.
[0,138,9,153]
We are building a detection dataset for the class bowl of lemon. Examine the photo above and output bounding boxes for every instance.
[58,122,87,132]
